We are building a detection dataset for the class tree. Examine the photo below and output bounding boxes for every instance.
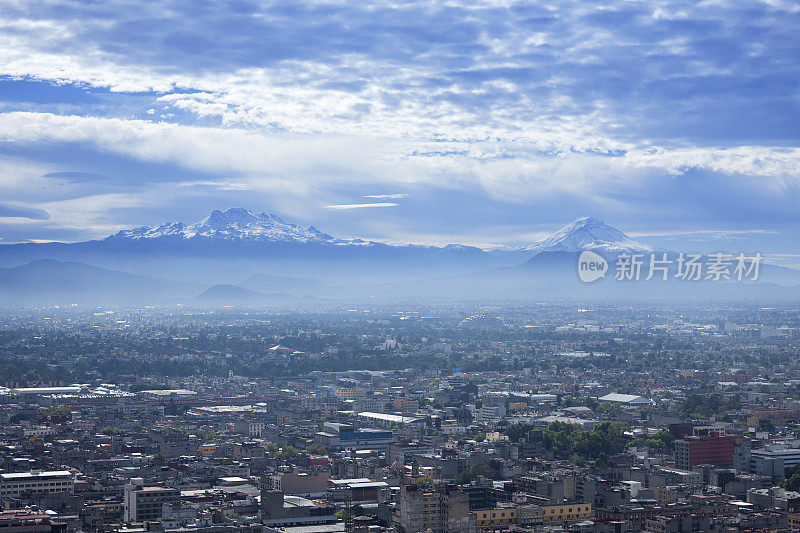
[541,421,630,463]
[306,443,328,455]
[632,430,675,452]
[455,464,494,485]
[276,445,299,460]
[786,471,800,492]
[503,423,532,443]
[758,419,776,432]
[415,476,434,488]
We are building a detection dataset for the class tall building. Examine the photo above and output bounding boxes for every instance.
[395,483,476,533]
[674,434,735,470]
[479,396,507,421]
[123,478,180,523]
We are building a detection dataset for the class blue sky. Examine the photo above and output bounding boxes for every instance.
[0,0,797,264]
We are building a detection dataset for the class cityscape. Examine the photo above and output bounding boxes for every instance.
[0,0,798,533]
[0,301,798,532]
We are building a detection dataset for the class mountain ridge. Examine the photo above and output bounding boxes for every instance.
[103,209,654,255]
[108,208,342,245]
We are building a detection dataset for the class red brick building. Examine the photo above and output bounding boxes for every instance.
[675,433,735,470]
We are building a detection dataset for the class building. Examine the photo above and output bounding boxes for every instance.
[198,443,218,458]
[0,511,67,533]
[480,396,507,420]
[394,397,419,413]
[597,393,651,405]
[596,500,735,530]
[539,503,593,524]
[265,468,329,495]
[517,505,545,527]
[336,389,359,401]
[314,422,393,450]
[260,489,337,527]
[472,507,517,529]
[11,387,82,397]
[233,441,267,460]
[354,396,385,413]
[0,471,74,499]
[123,478,180,522]
[645,515,711,532]
[674,434,735,470]
[533,416,600,430]
[328,479,390,504]
[396,483,476,533]
[234,419,265,437]
[357,412,423,429]
[749,448,800,478]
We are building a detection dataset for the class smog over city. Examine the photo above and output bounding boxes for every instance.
[0,1,798,533]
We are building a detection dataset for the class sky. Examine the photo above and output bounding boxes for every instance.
[0,0,798,264]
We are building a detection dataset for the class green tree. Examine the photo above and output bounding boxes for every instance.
[455,464,494,485]
[503,423,532,443]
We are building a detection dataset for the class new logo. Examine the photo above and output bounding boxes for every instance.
[578,250,608,283]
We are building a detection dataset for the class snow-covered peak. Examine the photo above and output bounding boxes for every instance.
[524,217,654,254]
[109,208,337,244]
[112,221,187,240]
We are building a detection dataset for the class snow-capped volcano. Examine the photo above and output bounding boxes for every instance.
[524,217,654,254]
[108,208,337,244]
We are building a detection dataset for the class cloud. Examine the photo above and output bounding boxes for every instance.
[0,0,797,247]
[630,229,779,239]
[0,113,797,190]
[0,0,796,145]
[363,194,409,199]
[43,171,116,184]
[0,203,49,220]
[0,112,797,238]
[325,202,400,210]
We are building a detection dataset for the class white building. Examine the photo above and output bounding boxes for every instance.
[234,419,265,437]
[0,470,74,498]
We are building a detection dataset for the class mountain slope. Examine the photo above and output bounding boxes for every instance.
[195,283,294,304]
[108,208,338,244]
[523,217,654,255]
[0,259,199,303]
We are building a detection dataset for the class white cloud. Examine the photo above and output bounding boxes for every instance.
[0,0,796,247]
[325,202,400,210]
[0,0,796,148]
[363,194,409,199]
[630,229,779,239]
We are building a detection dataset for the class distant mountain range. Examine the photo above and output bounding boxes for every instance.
[106,209,653,254]
[0,209,797,305]
[109,208,345,245]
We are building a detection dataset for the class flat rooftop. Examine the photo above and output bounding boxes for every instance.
[0,470,72,480]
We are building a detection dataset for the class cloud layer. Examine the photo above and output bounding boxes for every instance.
[0,0,797,255]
